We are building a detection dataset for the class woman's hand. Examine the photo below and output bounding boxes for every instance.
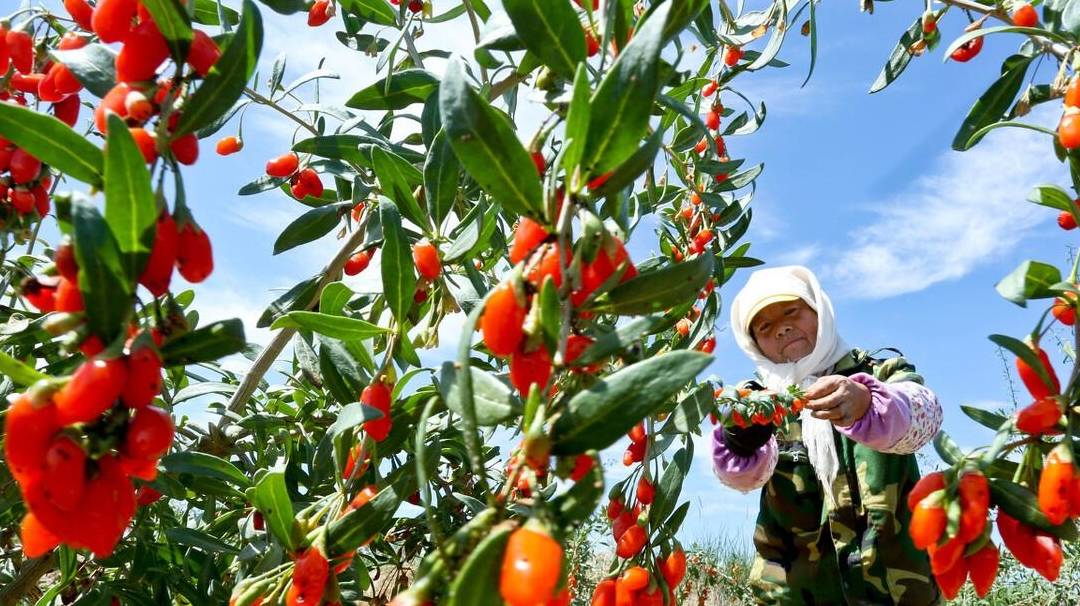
[803,375,871,427]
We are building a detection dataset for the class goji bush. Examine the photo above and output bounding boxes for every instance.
[0,0,1079,604]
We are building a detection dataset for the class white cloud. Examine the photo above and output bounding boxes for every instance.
[772,242,820,266]
[824,108,1062,299]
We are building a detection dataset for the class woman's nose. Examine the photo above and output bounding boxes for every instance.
[776,324,792,338]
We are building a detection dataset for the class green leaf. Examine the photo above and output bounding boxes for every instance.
[943,25,1072,59]
[161,451,251,487]
[164,527,240,555]
[271,311,389,340]
[552,351,712,454]
[319,281,354,316]
[50,44,117,98]
[194,0,240,24]
[952,54,1034,151]
[257,275,320,328]
[477,11,524,51]
[445,524,513,606]
[141,0,194,63]
[649,445,691,527]
[423,130,459,229]
[252,471,302,550]
[989,333,1057,394]
[1027,184,1074,212]
[339,0,397,26]
[538,276,561,353]
[932,431,963,466]
[562,64,591,176]
[256,0,306,14]
[989,478,1079,540]
[552,452,603,526]
[502,0,584,80]
[995,260,1062,306]
[378,199,416,325]
[574,313,673,366]
[371,147,427,231]
[0,103,104,187]
[175,0,263,137]
[591,128,664,197]
[591,252,714,315]
[72,197,131,342]
[583,2,670,176]
[868,17,921,94]
[104,114,157,283]
[160,319,247,365]
[439,56,543,217]
[346,69,439,110]
[960,404,1009,432]
[293,135,369,167]
[0,350,46,386]
[326,461,419,554]
[439,362,522,426]
[273,203,348,255]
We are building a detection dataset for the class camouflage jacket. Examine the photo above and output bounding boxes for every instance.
[749,348,941,606]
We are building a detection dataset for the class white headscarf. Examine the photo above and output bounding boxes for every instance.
[729,265,851,504]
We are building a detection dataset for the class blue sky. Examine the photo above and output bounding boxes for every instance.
[42,1,1074,546]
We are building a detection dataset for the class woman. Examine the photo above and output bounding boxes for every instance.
[712,266,943,605]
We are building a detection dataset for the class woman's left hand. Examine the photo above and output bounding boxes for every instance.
[803,375,872,427]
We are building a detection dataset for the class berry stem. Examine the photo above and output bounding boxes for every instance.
[242,86,319,137]
[216,214,373,429]
[934,0,1069,59]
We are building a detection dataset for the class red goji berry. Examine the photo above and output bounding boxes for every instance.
[500,526,563,606]
[908,491,946,550]
[115,20,170,83]
[139,212,178,297]
[966,542,999,598]
[123,406,174,460]
[175,222,214,283]
[510,345,552,397]
[121,344,163,408]
[266,152,299,177]
[170,133,199,165]
[187,30,221,77]
[54,358,128,425]
[412,238,441,279]
[956,470,989,543]
[1011,2,1038,27]
[1038,443,1074,526]
[42,435,86,511]
[615,524,647,558]
[361,382,393,441]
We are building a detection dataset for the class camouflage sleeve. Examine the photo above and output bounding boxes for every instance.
[711,424,778,493]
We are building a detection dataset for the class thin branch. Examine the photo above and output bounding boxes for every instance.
[243,87,320,137]
[0,554,56,606]
[935,0,1071,60]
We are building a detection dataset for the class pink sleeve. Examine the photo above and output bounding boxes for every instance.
[711,425,778,493]
[836,373,942,454]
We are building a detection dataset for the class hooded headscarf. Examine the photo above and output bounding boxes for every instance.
[730,265,851,504]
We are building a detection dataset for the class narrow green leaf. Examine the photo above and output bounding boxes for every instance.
[141,0,194,62]
[50,44,117,98]
[105,114,157,283]
[502,0,584,80]
[552,351,712,454]
[160,319,247,365]
[273,203,348,255]
[592,128,664,197]
[252,471,302,550]
[175,0,263,137]
[932,431,963,466]
[591,253,714,315]
[164,527,240,555]
[293,135,369,167]
[960,404,1009,432]
[0,104,103,187]
[371,147,427,231]
[989,478,1079,540]
[952,54,1034,151]
[989,334,1056,395]
[439,362,522,426]
[271,311,390,340]
[339,0,397,26]
[161,451,251,487]
[423,130,459,229]
[72,197,131,341]
[1027,184,1075,212]
[319,281,354,316]
[346,69,439,110]
[995,260,1062,306]
[583,3,670,175]
[869,17,921,94]
[378,199,416,325]
[649,445,691,527]
[562,64,591,176]
[0,350,46,386]
[446,524,513,606]
[575,313,673,366]
[439,56,543,217]
[257,275,320,328]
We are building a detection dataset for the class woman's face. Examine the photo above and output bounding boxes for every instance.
[749,299,819,363]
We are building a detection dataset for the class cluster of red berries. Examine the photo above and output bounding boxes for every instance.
[266,152,325,201]
[7,325,172,558]
[590,545,686,606]
[479,218,633,397]
[715,386,805,430]
[906,470,1001,599]
[83,0,222,166]
[0,29,89,222]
